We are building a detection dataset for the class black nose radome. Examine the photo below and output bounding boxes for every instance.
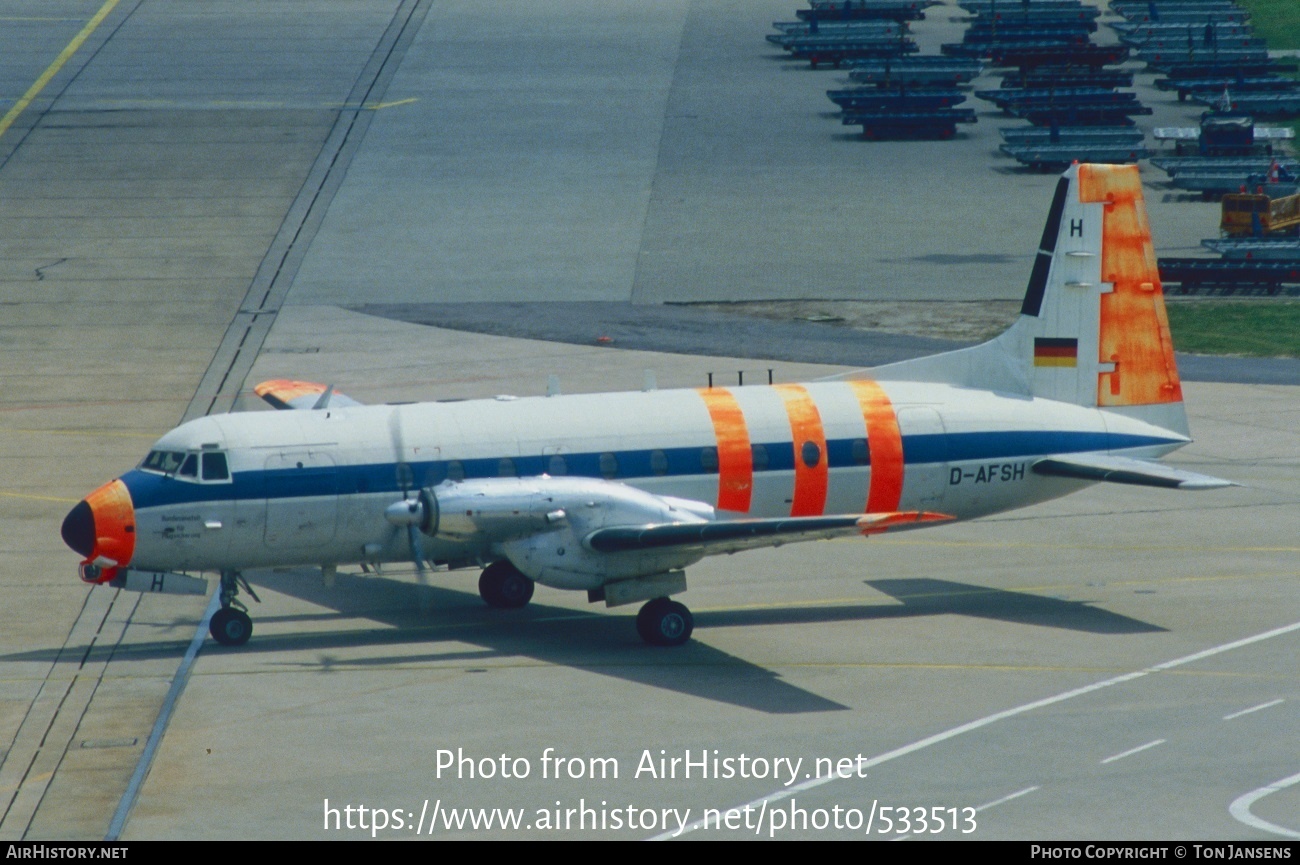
[61,500,96,558]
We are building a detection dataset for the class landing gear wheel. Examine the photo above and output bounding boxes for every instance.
[210,608,252,646]
[636,598,693,647]
[478,560,535,609]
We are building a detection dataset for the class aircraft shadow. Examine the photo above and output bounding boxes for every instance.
[3,576,1160,715]
[239,570,848,714]
[697,578,1165,635]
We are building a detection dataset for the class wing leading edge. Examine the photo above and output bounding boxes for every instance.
[586,510,954,556]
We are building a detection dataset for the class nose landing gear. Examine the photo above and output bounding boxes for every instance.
[209,570,258,646]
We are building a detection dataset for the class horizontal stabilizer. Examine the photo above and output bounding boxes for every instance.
[1032,453,1234,490]
[586,511,953,556]
[254,379,364,410]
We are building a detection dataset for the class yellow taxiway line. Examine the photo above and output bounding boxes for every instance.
[0,0,123,141]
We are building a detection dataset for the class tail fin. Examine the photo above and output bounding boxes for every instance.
[870,163,1187,435]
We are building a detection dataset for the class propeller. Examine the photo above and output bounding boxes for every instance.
[386,407,433,610]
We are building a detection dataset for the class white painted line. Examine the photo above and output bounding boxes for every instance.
[1229,771,1300,840]
[106,589,220,841]
[648,618,1300,841]
[1223,698,1284,721]
[1101,739,1165,765]
[975,785,1040,812]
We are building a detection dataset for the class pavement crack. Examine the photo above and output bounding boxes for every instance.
[33,258,67,281]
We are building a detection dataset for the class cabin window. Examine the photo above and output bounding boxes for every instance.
[548,455,567,476]
[178,453,199,478]
[447,461,465,482]
[851,438,869,465]
[751,443,768,471]
[498,458,516,478]
[801,441,821,468]
[201,452,230,481]
[599,452,619,479]
[650,450,668,476]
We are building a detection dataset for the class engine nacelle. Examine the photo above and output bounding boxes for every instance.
[419,476,714,590]
[423,477,572,542]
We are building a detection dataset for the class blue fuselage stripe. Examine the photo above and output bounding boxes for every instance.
[121,430,1179,507]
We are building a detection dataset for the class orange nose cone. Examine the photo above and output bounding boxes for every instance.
[62,480,135,583]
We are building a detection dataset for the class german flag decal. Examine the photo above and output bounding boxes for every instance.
[1034,337,1078,367]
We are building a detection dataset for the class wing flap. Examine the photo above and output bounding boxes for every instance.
[254,379,364,410]
[585,511,953,556]
[1032,453,1234,490]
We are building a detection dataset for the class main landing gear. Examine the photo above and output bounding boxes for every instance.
[478,560,535,609]
[636,597,693,647]
[209,570,258,646]
[474,562,694,646]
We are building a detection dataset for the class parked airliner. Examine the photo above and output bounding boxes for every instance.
[61,164,1231,647]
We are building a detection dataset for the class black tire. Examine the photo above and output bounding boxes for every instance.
[636,598,694,647]
[479,560,535,609]
[210,608,252,646]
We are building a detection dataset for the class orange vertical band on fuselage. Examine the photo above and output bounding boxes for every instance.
[847,379,904,513]
[1077,164,1183,407]
[697,388,753,512]
[85,478,135,567]
[773,384,828,516]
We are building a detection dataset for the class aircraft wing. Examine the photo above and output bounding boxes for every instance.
[253,379,364,410]
[1032,453,1235,490]
[586,511,953,556]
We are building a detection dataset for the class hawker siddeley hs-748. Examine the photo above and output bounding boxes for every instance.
[61,164,1232,647]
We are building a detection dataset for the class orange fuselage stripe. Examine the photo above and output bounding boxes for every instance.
[773,384,828,517]
[697,388,753,512]
[848,380,904,513]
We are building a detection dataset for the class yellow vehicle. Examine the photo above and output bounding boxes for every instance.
[1221,189,1300,237]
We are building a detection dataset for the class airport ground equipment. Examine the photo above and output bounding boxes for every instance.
[1201,237,1300,258]
[787,35,919,67]
[961,0,1093,13]
[1001,68,1132,89]
[1157,75,1300,102]
[841,107,977,138]
[1165,168,1299,196]
[1000,141,1149,169]
[1196,91,1300,118]
[771,20,905,35]
[1141,47,1271,69]
[1219,189,1300,237]
[828,87,966,111]
[847,56,983,86]
[988,43,1129,67]
[1019,104,1152,126]
[977,87,1143,113]
[1151,156,1299,177]
[768,23,904,49]
[1157,59,1298,79]
[1001,125,1143,145]
[1151,112,1287,157]
[797,0,937,22]
[1157,257,1300,294]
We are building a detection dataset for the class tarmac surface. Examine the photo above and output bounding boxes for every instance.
[0,0,1295,842]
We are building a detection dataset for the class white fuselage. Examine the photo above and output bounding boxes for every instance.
[117,379,1187,577]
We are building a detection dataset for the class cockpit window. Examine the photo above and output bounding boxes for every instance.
[178,454,198,478]
[201,452,230,481]
[142,450,187,474]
